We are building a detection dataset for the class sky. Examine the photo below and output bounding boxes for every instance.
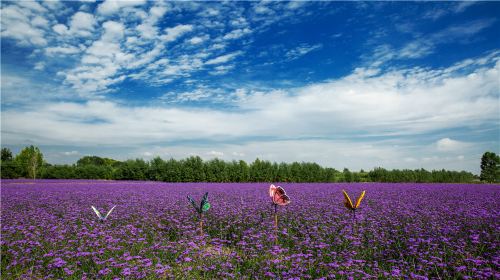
[1,1,499,174]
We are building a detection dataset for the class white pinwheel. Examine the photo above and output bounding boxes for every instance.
[91,205,116,221]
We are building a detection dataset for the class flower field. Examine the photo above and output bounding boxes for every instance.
[1,180,499,279]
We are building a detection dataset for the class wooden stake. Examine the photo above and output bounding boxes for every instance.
[351,210,355,234]
[274,204,278,243]
[199,213,203,236]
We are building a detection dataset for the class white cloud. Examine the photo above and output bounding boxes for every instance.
[453,2,476,13]
[188,35,209,45]
[205,51,243,65]
[101,21,125,42]
[136,5,168,40]
[436,138,469,152]
[63,151,79,156]
[3,52,498,173]
[398,41,434,59]
[34,62,46,71]
[46,45,81,56]
[254,3,274,15]
[423,2,477,20]
[53,24,69,35]
[68,11,95,37]
[60,20,128,93]
[232,151,245,157]
[222,28,252,40]
[162,24,193,42]
[32,16,49,28]
[1,5,48,46]
[161,88,212,103]
[370,19,496,63]
[206,150,224,157]
[3,53,498,150]
[97,0,147,16]
[16,1,48,13]
[285,43,322,60]
[210,65,235,75]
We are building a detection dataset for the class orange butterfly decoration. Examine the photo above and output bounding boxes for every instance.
[342,190,366,211]
[269,184,291,206]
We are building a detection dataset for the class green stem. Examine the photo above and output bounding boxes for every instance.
[274,204,278,243]
[199,212,203,236]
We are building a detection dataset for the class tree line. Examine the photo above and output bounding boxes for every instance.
[1,146,499,183]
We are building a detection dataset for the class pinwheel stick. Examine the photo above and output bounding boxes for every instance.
[274,204,278,242]
[199,212,203,236]
[351,209,357,234]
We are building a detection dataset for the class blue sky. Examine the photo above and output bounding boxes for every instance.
[1,1,499,174]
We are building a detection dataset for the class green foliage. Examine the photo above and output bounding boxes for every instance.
[14,145,43,179]
[1,161,21,178]
[368,167,475,183]
[205,158,229,182]
[77,155,119,167]
[182,156,206,182]
[114,159,148,180]
[75,165,114,179]
[41,164,75,179]
[0,147,19,178]
[3,145,480,183]
[1,147,13,161]
[148,156,167,181]
[343,168,353,183]
[480,151,500,183]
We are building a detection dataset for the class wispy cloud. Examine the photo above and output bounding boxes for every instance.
[162,24,193,42]
[3,53,498,147]
[436,138,470,152]
[63,150,80,156]
[285,43,323,61]
[369,19,496,64]
[0,1,317,96]
[1,1,498,173]
[423,1,477,20]
[205,51,243,65]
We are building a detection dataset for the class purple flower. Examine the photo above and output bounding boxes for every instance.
[52,258,66,268]
[122,268,131,276]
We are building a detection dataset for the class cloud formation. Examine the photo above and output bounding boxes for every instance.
[1,1,498,173]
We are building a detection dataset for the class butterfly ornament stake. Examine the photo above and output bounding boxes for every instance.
[269,184,291,242]
[187,192,211,236]
[342,190,365,232]
[91,205,116,222]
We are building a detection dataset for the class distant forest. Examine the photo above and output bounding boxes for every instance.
[2,146,499,183]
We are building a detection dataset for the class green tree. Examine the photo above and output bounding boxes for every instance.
[15,146,44,179]
[205,158,229,182]
[148,156,167,181]
[1,161,21,179]
[343,168,352,183]
[114,159,148,180]
[1,148,13,161]
[41,164,76,179]
[480,151,500,183]
[183,156,205,182]
[77,156,106,166]
[164,158,182,182]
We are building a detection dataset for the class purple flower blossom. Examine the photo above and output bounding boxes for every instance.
[1,180,498,279]
[52,258,66,268]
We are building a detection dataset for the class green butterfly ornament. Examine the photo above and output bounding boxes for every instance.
[187,192,211,236]
[187,192,211,214]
